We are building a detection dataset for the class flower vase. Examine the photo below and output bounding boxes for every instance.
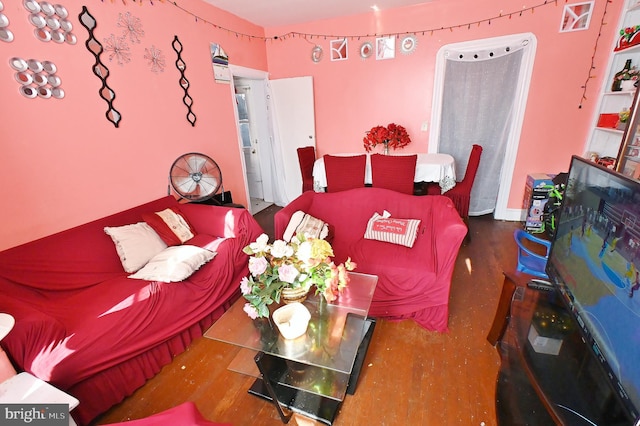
[281,286,309,304]
[383,142,389,155]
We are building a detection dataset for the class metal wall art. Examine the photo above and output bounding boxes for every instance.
[0,1,13,42]
[144,45,165,73]
[24,0,76,44]
[172,35,196,126]
[10,57,64,99]
[79,6,122,128]
[311,45,323,63]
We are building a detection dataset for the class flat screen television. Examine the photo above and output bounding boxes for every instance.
[547,155,640,425]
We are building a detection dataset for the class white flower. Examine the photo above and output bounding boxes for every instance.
[270,240,294,258]
[249,233,269,253]
[296,241,313,264]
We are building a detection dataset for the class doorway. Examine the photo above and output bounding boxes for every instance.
[429,33,537,221]
[229,66,317,213]
[233,80,272,214]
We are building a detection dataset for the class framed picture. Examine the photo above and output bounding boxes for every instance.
[560,1,594,33]
[330,38,348,61]
[376,36,395,60]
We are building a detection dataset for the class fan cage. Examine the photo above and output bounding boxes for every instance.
[169,153,223,202]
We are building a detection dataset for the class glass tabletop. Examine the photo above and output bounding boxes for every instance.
[204,272,377,374]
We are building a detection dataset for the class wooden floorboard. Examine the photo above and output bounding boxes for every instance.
[94,208,520,426]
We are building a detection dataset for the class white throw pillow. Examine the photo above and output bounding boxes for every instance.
[128,245,216,282]
[104,222,168,273]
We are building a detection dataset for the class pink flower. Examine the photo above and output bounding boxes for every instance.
[248,256,268,276]
[243,303,259,319]
[277,263,299,284]
[240,276,251,295]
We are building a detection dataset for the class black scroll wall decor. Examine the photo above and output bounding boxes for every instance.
[79,6,121,128]
[172,35,196,126]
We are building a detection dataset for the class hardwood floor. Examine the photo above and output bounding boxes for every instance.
[94,208,520,426]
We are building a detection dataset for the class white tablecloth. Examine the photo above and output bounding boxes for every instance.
[312,153,456,192]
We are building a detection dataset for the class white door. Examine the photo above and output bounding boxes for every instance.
[270,76,316,203]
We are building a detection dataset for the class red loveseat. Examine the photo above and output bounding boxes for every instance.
[0,196,263,425]
[274,188,467,332]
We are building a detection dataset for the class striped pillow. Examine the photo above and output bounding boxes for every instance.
[283,210,332,242]
[364,211,421,248]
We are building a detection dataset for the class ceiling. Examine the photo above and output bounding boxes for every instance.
[203,0,434,28]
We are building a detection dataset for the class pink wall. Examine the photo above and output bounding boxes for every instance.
[265,0,623,211]
[0,0,624,251]
[0,0,267,250]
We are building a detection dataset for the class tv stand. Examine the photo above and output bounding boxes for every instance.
[487,271,632,425]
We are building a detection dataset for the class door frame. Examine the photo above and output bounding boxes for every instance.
[228,65,274,213]
[429,32,537,221]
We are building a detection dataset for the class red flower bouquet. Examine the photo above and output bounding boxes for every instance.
[363,123,411,152]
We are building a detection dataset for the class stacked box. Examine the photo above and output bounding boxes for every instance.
[523,173,555,233]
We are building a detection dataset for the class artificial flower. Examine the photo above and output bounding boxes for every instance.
[363,123,412,152]
[240,233,355,318]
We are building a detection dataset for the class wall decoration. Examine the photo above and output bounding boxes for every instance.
[311,45,323,63]
[144,45,165,73]
[210,43,229,83]
[376,36,395,60]
[172,35,196,126]
[103,34,131,65]
[24,1,76,44]
[359,42,373,60]
[79,6,122,128]
[10,57,64,99]
[560,1,594,33]
[117,12,144,44]
[0,1,13,43]
[330,38,348,61]
[400,35,418,55]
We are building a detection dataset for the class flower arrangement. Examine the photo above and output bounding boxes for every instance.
[240,233,356,319]
[363,123,411,153]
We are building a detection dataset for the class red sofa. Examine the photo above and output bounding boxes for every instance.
[0,196,263,425]
[274,188,467,332]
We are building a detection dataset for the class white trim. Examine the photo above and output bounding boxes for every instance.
[429,32,537,221]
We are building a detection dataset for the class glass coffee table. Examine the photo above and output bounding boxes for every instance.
[204,272,378,425]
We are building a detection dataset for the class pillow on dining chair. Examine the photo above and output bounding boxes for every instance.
[324,154,366,193]
[370,154,417,195]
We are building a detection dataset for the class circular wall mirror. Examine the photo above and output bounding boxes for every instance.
[23,0,41,13]
[400,35,418,55]
[311,45,323,63]
[10,57,27,71]
[20,86,37,99]
[0,28,12,42]
[360,42,373,59]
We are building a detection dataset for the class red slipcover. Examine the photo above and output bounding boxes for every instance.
[274,188,467,332]
[103,401,230,426]
[0,196,264,425]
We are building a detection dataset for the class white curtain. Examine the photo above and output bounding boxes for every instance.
[439,46,524,216]
[264,81,289,207]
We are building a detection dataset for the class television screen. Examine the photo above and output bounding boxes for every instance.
[547,155,640,423]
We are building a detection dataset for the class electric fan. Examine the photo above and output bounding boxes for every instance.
[168,153,223,202]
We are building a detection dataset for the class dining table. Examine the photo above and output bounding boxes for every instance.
[312,152,457,193]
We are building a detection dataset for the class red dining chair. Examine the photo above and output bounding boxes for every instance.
[323,154,367,193]
[428,144,483,221]
[370,154,417,195]
[297,146,316,192]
